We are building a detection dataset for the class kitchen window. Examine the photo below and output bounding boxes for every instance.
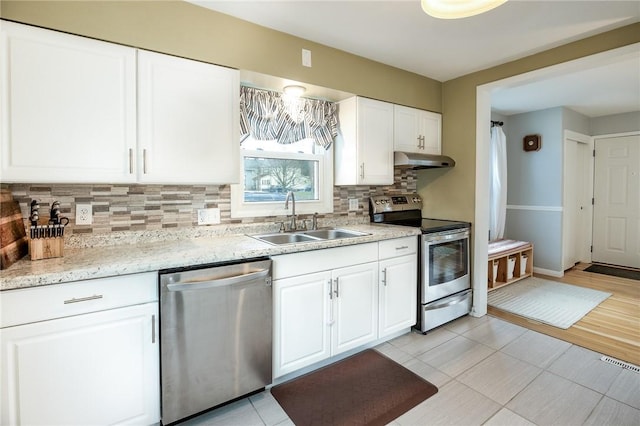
[231,87,337,218]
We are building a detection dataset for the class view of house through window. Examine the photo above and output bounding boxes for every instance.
[241,137,320,203]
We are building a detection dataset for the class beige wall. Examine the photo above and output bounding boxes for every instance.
[420,23,640,223]
[0,0,441,111]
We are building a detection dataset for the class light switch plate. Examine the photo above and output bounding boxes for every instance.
[76,204,92,225]
[197,208,220,225]
[302,49,312,67]
[348,199,359,211]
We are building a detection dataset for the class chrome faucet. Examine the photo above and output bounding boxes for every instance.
[284,191,296,231]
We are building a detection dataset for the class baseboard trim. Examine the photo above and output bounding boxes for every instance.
[533,267,564,277]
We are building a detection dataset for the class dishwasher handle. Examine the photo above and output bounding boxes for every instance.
[166,268,270,292]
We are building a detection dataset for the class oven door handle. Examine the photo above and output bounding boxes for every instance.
[424,231,469,244]
[423,290,471,311]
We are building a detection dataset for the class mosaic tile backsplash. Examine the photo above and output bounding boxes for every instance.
[3,168,416,236]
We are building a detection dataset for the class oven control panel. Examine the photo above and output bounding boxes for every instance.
[369,193,422,214]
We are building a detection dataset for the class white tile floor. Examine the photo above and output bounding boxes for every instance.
[181,315,640,426]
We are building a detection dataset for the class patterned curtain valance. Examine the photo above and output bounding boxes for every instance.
[240,86,338,149]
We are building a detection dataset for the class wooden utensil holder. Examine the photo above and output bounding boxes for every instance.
[29,236,64,260]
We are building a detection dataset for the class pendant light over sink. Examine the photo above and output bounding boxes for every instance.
[421,0,508,19]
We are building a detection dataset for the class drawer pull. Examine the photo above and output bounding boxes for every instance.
[395,246,409,250]
[64,294,104,304]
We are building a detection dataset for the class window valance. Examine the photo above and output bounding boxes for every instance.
[240,86,338,149]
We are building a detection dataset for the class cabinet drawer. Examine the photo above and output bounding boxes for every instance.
[0,272,158,328]
[379,236,417,260]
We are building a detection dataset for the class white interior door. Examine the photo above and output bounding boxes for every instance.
[592,134,640,268]
[563,131,593,270]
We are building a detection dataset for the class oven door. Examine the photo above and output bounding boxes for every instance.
[421,229,470,304]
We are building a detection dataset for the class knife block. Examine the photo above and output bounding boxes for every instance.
[29,237,64,260]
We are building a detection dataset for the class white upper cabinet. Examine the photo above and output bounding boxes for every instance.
[137,50,239,184]
[393,105,442,155]
[0,22,240,185]
[335,97,394,186]
[0,21,137,183]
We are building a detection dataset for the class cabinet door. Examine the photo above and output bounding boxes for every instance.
[357,98,394,185]
[0,21,136,183]
[420,110,442,155]
[137,50,239,184]
[393,105,442,155]
[0,303,160,426]
[273,272,331,378]
[394,105,422,153]
[332,262,378,355]
[379,255,418,338]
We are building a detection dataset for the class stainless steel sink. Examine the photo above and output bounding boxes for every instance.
[302,229,369,239]
[251,228,369,245]
[252,233,322,245]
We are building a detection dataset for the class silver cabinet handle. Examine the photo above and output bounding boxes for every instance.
[327,279,335,325]
[151,314,156,344]
[128,148,134,174]
[143,149,148,174]
[382,268,387,286]
[334,278,339,298]
[360,163,365,179]
[64,294,103,304]
[395,245,409,250]
[166,268,270,291]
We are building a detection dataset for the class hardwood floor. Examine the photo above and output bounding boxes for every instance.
[488,263,640,366]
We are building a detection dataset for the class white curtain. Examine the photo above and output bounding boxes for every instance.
[489,125,507,241]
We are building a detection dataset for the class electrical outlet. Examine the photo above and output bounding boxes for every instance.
[197,208,221,225]
[76,204,92,225]
[348,198,359,211]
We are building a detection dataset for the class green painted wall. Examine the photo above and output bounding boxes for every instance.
[2,1,638,227]
[420,23,640,223]
[0,0,441,111]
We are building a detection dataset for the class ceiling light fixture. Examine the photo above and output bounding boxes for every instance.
[421,0,508,19]
[283,85,306,97]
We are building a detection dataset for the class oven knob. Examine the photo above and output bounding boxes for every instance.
[375,201,380,205]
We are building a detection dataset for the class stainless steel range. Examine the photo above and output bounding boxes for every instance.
[370,193,472,333]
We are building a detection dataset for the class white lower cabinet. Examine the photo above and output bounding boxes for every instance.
[273,262,378,378]
[332,263,379,355]
[379,237,418,338]
[0,273,160,426]
[272,238,418,378]
[379,255,417,338]
[273,271,332,377]
[272,243,380,378]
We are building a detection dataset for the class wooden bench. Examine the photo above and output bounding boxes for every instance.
[488,239,533,291]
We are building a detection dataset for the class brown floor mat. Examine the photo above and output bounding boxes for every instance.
[271,349,438,426]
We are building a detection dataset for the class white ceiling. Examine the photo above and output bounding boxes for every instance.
[189,0,640,117]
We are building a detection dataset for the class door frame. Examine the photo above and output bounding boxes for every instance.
[562,130,594,269]
[472,43,639,317]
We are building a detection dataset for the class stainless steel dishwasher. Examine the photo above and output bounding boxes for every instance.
[159,258,272,425]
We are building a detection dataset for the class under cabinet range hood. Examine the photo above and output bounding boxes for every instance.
[394,151,456,169]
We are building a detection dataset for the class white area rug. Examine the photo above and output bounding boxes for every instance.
[487,277,612,329]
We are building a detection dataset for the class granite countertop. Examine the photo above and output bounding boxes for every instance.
[0,223,420,291]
